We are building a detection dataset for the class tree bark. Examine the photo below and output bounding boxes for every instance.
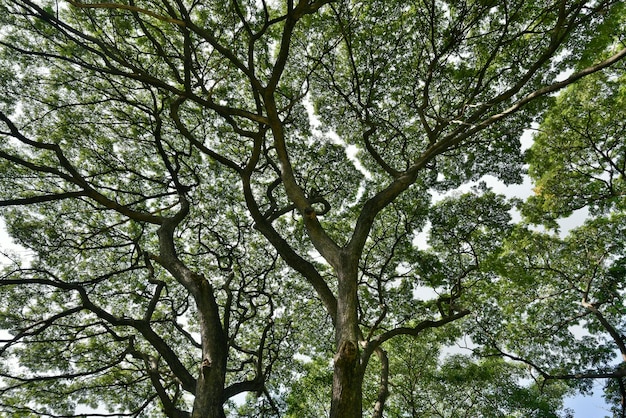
[157,220,228,418]
[330,260,364,418]
[372,347,389,418]
[331,338,363,418]
[191,280,228,418]
[191,368,227,418]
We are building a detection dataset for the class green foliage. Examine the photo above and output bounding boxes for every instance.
[284,357,333,418]
[0,0,625,417]
[524,62,626,224]
[381,333,572,418]
[469,214,626,414]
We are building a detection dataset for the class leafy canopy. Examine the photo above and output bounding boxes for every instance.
[0,0,625,417]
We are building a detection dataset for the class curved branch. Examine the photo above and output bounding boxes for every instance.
[366,309,470,356]
[66,0,186,26]
[0,111,165,224]
[362,124,400,178]
[129,349,191,418]
[348,44,626,261]
[241,171,338,324]
[76,287,198,394]
[0,306,83,356]
[0,191,87,207]
[456,45,626,145]
[0,274,198,395]
[582,300,626,362]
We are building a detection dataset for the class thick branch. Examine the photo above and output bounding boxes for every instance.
[76,287,198,394]
[66,0,186,26]
[0,275,199,395]
[0,191,87,207]
[348,45,626,260]
[242,174,338,324]
[371,347,389,418]
[0,111,165,224]
[366,309,470,355]
[264,93,342,267]
[582,300,626,362]
[131,351,191,418]
[495,347,626,382]
[457,46,626,145]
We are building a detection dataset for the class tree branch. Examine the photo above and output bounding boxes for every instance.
[0,191,87,207]
[367,309,470,354]
[66,0,186,26]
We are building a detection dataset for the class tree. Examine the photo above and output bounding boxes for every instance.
[485,61,626,418]
[283,329,574,418]
[385,335,572,418]
[471,215,626,418]
[1,0,625,417]
[523,61,626,226]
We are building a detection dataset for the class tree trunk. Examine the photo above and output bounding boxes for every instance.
[330,339,364,418]
[157,220,228,418]
[330,260,364,418]
[191,368,227,418]
[191,280,228,418]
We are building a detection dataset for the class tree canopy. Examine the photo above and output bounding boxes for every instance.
[0,0,625,417]
[525,63,626,224]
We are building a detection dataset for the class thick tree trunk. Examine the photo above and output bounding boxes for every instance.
[158,218,229,418]
[191,368,227,418]
[330,339,364,418]
[191,280,228,418]
[330,260,364,418]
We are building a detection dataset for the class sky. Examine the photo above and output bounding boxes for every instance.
[565,386,612,418]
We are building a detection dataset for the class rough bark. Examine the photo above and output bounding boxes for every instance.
[191,280,228,418]
[158,218,228,418]
[330,260,364,418]
[372,347,390,418]
[331,339,363,418]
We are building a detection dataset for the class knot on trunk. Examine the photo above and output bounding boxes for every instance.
[201,358,211,378]
[334,340,358,367]
[304,206,316,219]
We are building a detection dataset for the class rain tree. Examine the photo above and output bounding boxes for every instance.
[1,1,625,417]
[524,61,626,224]
[479,62,626,417]
[384,334,572,418]
[283,327,573,417]
[474,216,626,418]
